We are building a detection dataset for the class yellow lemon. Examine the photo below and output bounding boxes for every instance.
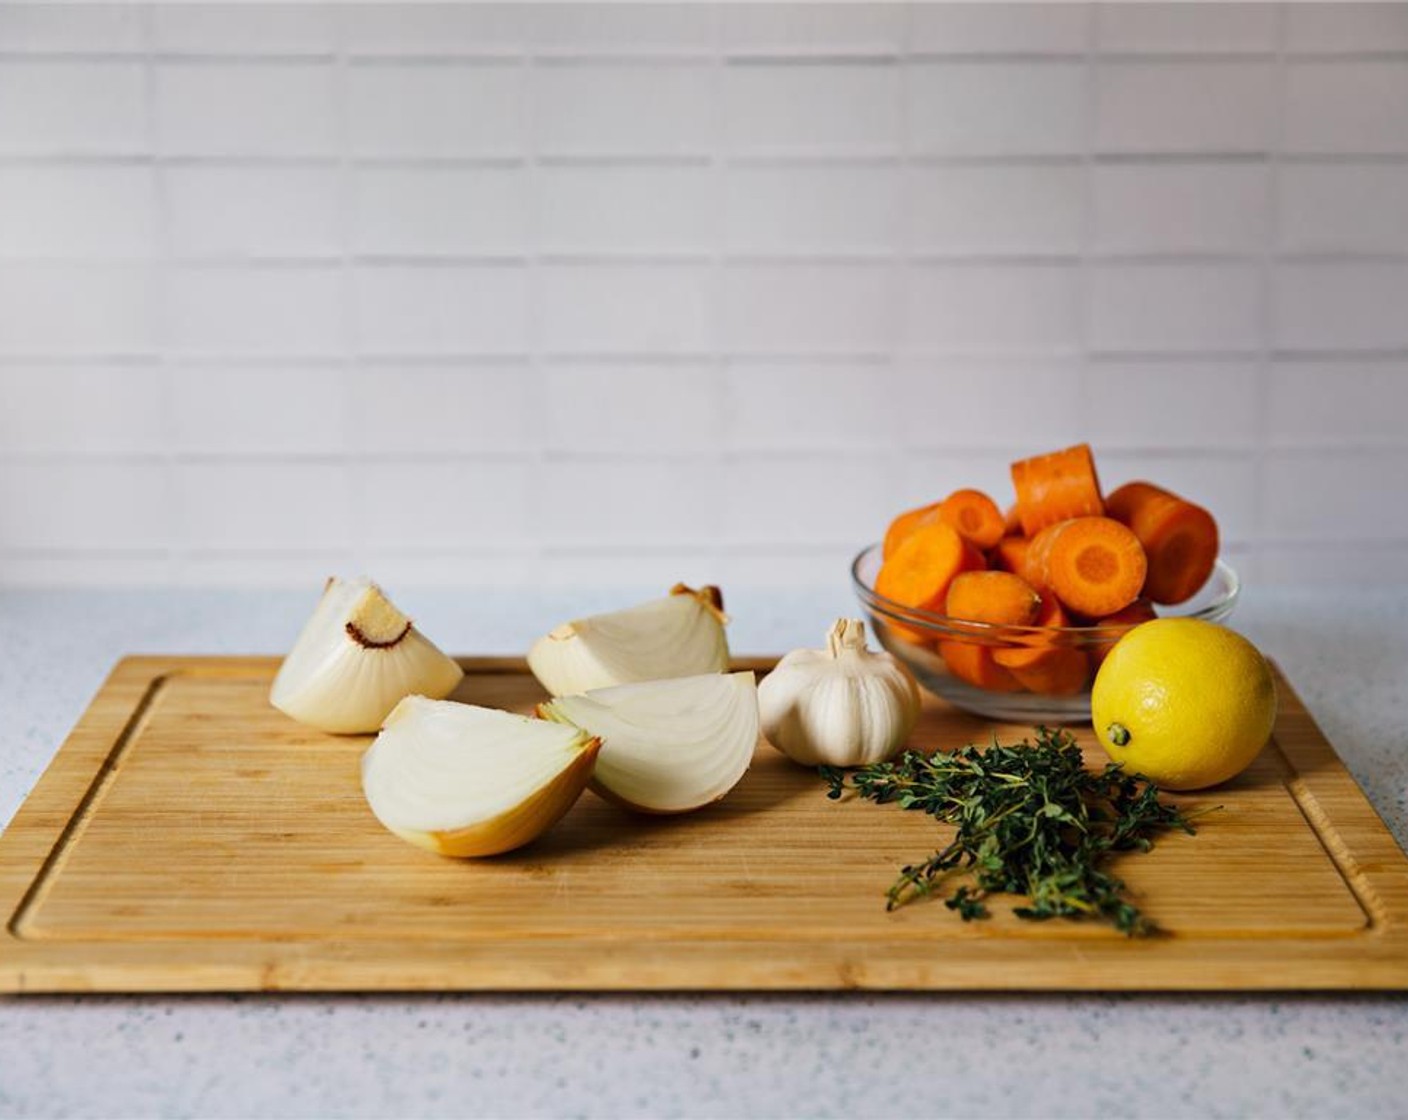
[1090,618,1276,791]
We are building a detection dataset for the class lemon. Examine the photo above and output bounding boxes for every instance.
[1090,618,1277,791]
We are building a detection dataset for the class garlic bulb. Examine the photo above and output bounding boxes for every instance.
[759,619,921,768]
[271,577,463,734]
[540,672,758,815]
[362,696,600,858]
[527,584,730,698]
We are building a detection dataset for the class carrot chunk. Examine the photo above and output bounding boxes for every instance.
[1025,516,1147,618]
[945,570,1041,627]
[876,521,983,615]
[1003,502,1022,536]
[991,593,1089,693]
[939,488,1006,550]
[939,641,1024,693]
[1010,443,1104,537]
[1105,481,1219,605]
[882,501,942,561]
[991,535,1029,577]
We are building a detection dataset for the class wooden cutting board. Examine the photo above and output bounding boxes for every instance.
[2,655,1407,993]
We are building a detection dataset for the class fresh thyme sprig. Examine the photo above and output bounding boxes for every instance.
[821,727,1204,936]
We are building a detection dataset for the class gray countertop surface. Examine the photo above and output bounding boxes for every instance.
[2,585,1406,1119]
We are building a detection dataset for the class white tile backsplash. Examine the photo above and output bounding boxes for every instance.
[1274,263,1408,352]
[353,167,530,256]
[352,266,529,354]
[534,62,714,157]
[908,5,1088,54]
[1089,264,1262,353]
[165,267,344,355]
[725,63,900,155]
[904,264,1082,353]
[155,62,340,157]
[1084,361,1262,449]
[907,61,1086,156]
[539,165,714,253]
[1285,3,1408,53]
[166,167,342,259]
[543,364,721,455]
[0,367,167,456]
[0,166,158,257]
[1094,4,1278,54]
[0,61,146,155]
[352,364,533,455]
[726,165,899,253]
[1267,362,1408,448]
[538,264,712,354]
[169,367,346,455]
[348,64,527,158]
[1283,62,1408,155]
[724,263,892,353]
[1095,62,1276,154]
[2,2,1406,588]
[0,264,155,354]
[1279,165,1408,254]
[1091,163,1268,255]
[908,165,1084,255]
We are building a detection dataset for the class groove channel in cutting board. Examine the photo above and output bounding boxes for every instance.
[2,655,1407,992]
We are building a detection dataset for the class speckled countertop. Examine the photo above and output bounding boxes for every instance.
[2,586,1407,1119]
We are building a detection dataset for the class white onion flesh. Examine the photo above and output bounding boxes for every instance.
[270,578,463,735]
[362,696,600,857]
[527,586,730,698]
[540,672,758,814]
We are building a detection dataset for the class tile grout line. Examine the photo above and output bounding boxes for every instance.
[333,8,362,583]
[138,9,180,586]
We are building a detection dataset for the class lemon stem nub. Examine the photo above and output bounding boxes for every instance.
[1107,723,1131,748]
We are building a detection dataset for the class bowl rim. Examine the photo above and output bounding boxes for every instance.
[850,542,1239,642]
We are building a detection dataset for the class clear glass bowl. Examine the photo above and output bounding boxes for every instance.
[850,543,1240,723]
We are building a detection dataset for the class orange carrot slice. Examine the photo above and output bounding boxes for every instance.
[1010,443,1104,537]
[1105,481,1219,605]
[1026,516,1147,618]
[876,521,983,615]
[992,594,1090,693]
[1003,502,1022,536]
[882,501,942,561]
[945,570,1041,627]
[939,641,1024,693]
[939,488,1006,550]
[991,535,1029,577]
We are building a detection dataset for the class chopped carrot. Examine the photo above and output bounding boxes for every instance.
[876,521,983,616]
[939,641,1024,693]
[939,488,1006,550]
[992,594,1089,693]
[1105,481,1220,605]
[1020,521,1064,593]
[882,501,942,561]
[1010,443,1104,537]
[1088,597,1158,668]
[991,535,1029,577]
[945,570,1041,627]
[1025,516,1147,618]
[1003,502,1022,536]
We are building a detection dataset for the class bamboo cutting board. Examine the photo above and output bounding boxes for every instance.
[2,655,1408,993]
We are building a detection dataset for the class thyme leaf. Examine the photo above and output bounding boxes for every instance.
[823,726,1203,936]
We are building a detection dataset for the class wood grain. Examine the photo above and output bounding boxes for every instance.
[1,655,1406,992]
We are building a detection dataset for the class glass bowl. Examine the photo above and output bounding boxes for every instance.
[850,543,1240,723]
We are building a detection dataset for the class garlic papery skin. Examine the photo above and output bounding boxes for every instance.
[362,696,600,858]
[527,584,730,698]
[759,619,920,768]
[270,577,464,735]
[539,672,758,815]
